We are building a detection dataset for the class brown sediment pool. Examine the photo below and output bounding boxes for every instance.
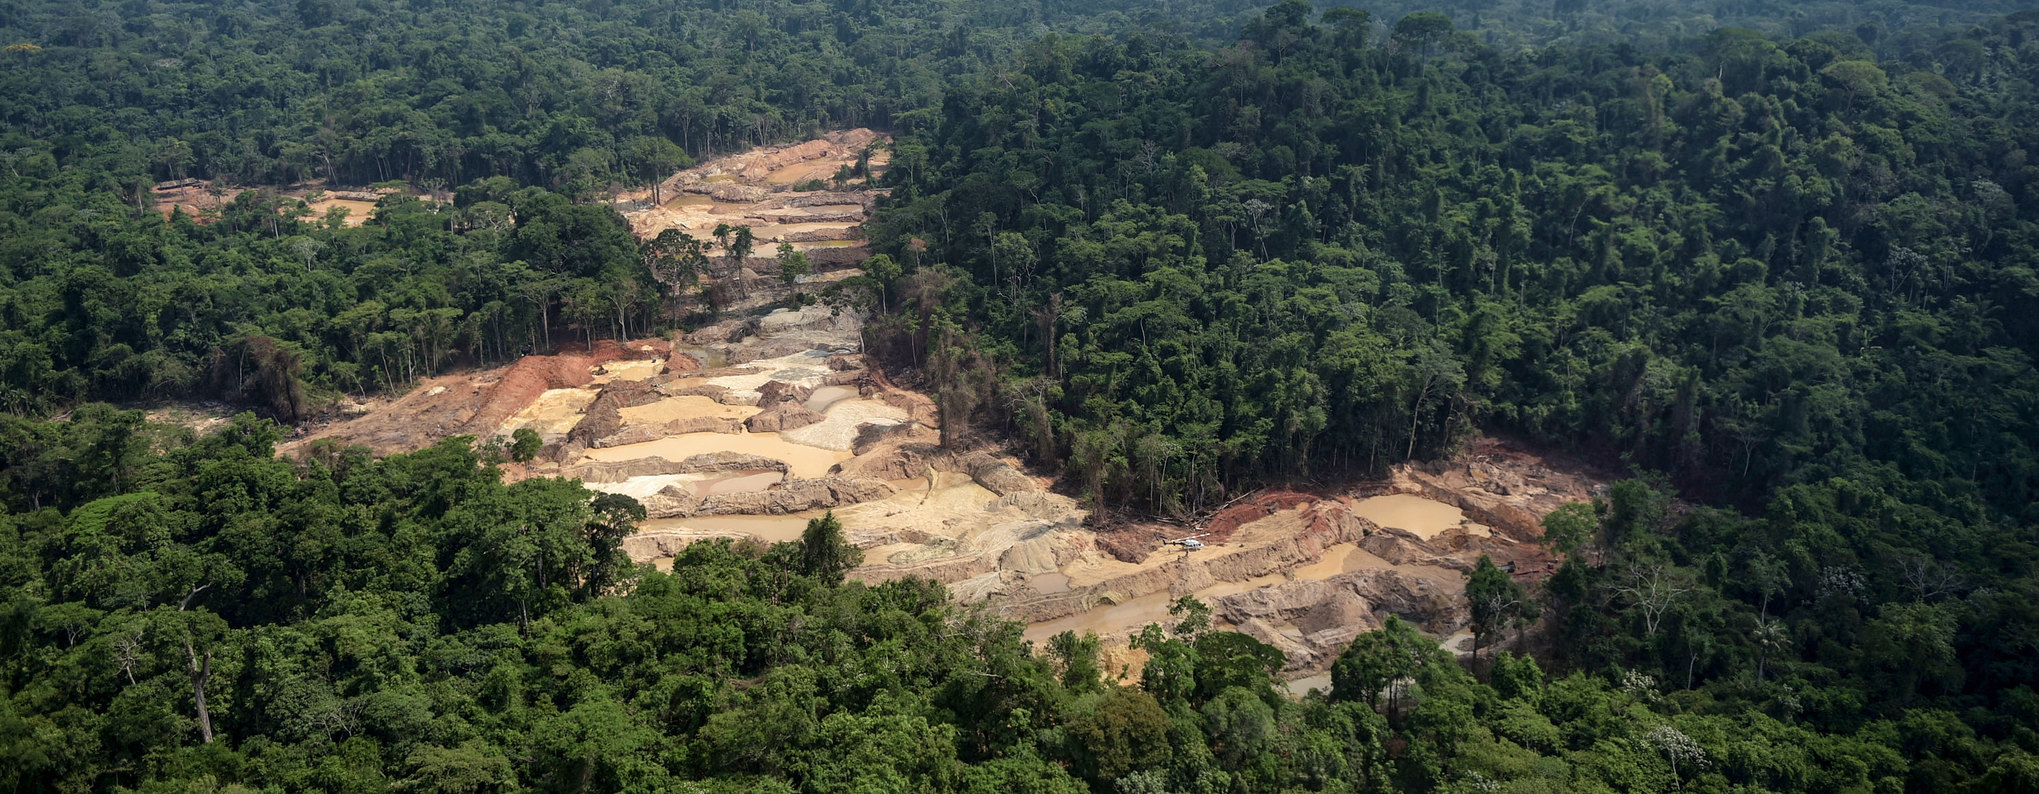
[1199,573,1290,598]
[1023,591,1177,644]
[618,395,758,425]
[1290,543,1396,581]
[581,433,849,479]
[780,398,910,452]
[639,513,821,544]
[803,385,858,413]
[1282,673,1333,698]
[1351,494,1467,540]
[1030,572,1073,594]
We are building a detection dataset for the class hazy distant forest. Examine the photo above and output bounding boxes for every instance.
[1,0,2037,791]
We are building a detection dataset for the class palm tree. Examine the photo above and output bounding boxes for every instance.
[729,225,757,298]
[1752,619,1790,684]
[730,225,756,263]
[712,223,734,269]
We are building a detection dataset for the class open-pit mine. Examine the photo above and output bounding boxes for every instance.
[286,131,1603,688]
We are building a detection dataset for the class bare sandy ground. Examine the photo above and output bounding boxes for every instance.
[152,179,441,227]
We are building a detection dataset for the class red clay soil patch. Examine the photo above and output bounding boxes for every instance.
[1299,501,1352,541]
[286,338,668,457]
[1201,490,1319,544]
[1095,522,1175,564]
[462,340,643,439]
[1093,489,1323,561]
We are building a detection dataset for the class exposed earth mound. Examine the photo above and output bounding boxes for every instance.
[285,338,669,456]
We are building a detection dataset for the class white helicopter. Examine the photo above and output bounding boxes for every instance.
[1165,533,1211,550]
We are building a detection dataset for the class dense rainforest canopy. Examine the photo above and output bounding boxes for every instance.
[2,0,2038,791]
[871,3,2039,522]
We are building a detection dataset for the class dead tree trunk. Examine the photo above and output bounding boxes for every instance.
[184,640,215,744]
[179,583,216,744]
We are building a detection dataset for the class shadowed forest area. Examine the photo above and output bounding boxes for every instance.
[1,0,2037,791]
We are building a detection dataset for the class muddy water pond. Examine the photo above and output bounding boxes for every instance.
[1199,573,1290,599]
[803,385,858,413]
[1029,572,1073,594]
[595,470,787,499]
[1282,673,1333,698]
[581,433,849,479]
[751,221,858,241]
[589,474,697,499]
[1290,543,1396,581]
[618,395,757,425]
[1022,567,1329,645]
[799,204,867,215]
[838,481,999,529]
[780,398,908,451]
[1023,591,1177,644]
[1351,494,1467,540]
[639,512,822,544]
[1020,567,1288,641]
